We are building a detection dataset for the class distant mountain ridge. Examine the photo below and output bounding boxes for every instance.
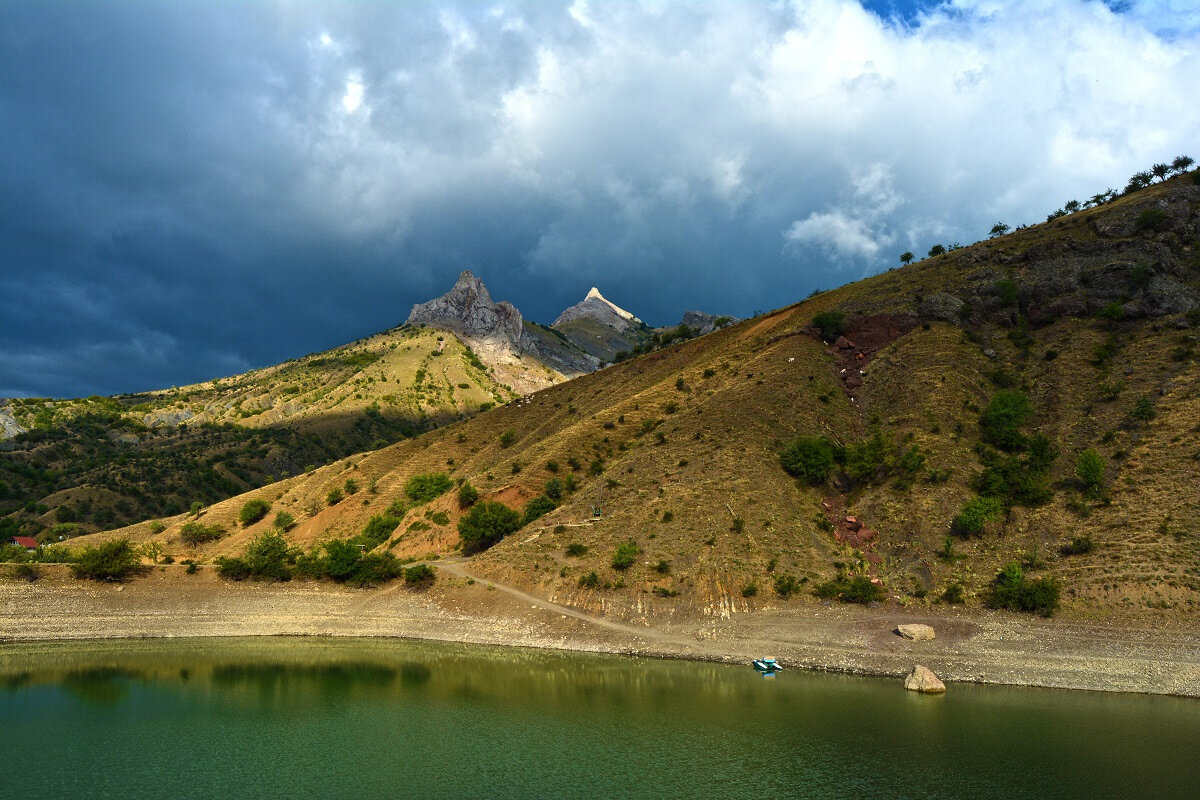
[405,271,733,369]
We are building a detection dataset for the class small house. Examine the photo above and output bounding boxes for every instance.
[8,536,38,552]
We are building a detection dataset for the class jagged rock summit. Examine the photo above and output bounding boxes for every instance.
[553,287,644,332]
[406,270,526,347]
[406,271,599,381]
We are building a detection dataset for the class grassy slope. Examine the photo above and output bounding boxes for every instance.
[74,174,1200,623]
[0,327,539,534]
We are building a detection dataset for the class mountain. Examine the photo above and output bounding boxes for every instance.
[0,323,522,536]
[550,287,651,363]
[407,271,600,382]
[73,169,1200,625]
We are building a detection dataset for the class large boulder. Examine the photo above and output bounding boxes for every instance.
[896,623,936,641]
[904,664,946,693]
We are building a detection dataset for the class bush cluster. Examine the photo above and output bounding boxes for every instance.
[814,573,884,604]
[611,540,640,571]
[458,501,521,550]
[180,521,224,545]
[239,498,271,527]
[952,496,1005,537]
[71,539,141,581]
[986,562,1060,616]
[405,473,453,504]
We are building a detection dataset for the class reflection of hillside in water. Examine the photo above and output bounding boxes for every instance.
[0,637,779,717]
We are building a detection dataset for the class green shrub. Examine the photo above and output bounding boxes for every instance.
[980,390,1033,451]
[578,571,600,588]
[180,521,224,545]
[184,560,199,574]
[457,481,479,508]
[741,583,758,598]
[357,514,401,549]
[652,586,679,597]
[941,583,965,604]
[952,496,1005,537]
[326,487,344,506]
[344,478,359,495]
[215,556,251,581]
[457,501,521,549]
[239,498,271,527]
[243,530,291,581]
[780,436,836,484]
[611,540,640,571]
[1135,208,1168,231]
[522,495,557,526]
[273,511,296,531]
[544,478,563,501]
[403,563,435,585]
[654,559,670,575]
[1074,449,1107,499]
[1060,535,1094,556]
[773,573,802,598]
[428,511,450,526]
[405,473,453,504]
[12,563,39,582]
[1131,396,1156,421]
[986,562,1060,616]
[814,573,882,604]
[499,430,516,447]
[349,553,402,587]
[812,310,847,340]
[565,543,588,557]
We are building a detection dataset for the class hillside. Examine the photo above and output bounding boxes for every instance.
[0,325,535,536]
[37,171,1200,624]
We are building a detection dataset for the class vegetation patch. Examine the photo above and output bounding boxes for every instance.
[985,562,1060,616]
[405,472,453,504]
[238,498,271,527]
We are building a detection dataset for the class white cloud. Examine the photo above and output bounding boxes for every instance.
[785,211,885,261]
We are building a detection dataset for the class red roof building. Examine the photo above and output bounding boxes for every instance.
[8,536,38,550]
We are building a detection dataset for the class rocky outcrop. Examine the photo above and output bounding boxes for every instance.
[0,404,27,441]
[904,664,946,693]
[553,287,643,332]
[897,624,936,641]
[679,310,736,335]
[407,271,526,348]
[407,271,599,377]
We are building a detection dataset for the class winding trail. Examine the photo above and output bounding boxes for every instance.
[433,558,696,649]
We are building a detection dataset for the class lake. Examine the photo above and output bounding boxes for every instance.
[1,637,1196,799]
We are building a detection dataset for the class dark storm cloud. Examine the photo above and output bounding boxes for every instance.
[1,0,1198,397]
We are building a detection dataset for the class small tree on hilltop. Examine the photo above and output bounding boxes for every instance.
[900,251,914,265]
[988,223,1009,238]
[1170,155,1194,174]
[928,244,946,257]
[1151,163,1171,182]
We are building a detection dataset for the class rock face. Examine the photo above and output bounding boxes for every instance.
[679,310,735,335]
[407,271,599,378]
[407,271,526,348]
[0,404,27,441]
[904,664,946,693]
[553,287,643,332]
[897,624,936,641]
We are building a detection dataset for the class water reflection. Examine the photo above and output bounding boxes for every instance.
[1,637,1197,800]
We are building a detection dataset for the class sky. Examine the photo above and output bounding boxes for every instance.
[2,0,1198,398]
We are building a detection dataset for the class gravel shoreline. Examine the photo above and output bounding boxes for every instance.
[3,566,1198,697]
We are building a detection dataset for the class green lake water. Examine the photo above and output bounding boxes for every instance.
[1,637,1197,799]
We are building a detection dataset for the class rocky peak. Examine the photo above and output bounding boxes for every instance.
[553,287,643,332]
[406,270,524,347]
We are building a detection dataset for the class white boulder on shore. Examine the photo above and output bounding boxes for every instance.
[904,664,946,693]
[897,623,936,641]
